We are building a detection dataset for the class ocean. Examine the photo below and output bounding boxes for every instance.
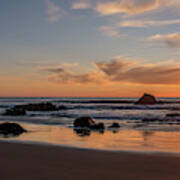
[1,97,180,153]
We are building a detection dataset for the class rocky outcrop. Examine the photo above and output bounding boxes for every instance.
[91,123,105,131]
[166,113,180,117]
[142,117,180,123]
[74,117,104,132]
[142,118,159,122]
[136,93,157,105]
[3,109,26,116]
[13,102,64,111]
[74,116,95,128]
[58,105,67,110]
[0,122,27,136]
[3,102,67,116]
[108,123,120,128]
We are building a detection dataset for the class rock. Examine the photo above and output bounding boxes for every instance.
[108,123,120,134]
[108,123,120,128]
[3,109,26,116]
[136,93,157,105]
[91,123,105,131]
[12,102,62,111]
[0,122,27,136]
[74,116,95,128]
[73,117,104,133]
[142,118,159,122]
[166,113,180,117]
[58,105,67,110]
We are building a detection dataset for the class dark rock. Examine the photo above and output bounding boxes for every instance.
[91,123,105,131]
[58,105,67,110]
[142,118,159,122]
[74,117,105,134]
[74,116,95,128]
[142,117,180,125]
[133,124,145,128]
[166,113,180,117]
[136,93,157,105]
[3,109,26,116]
[73,117,105,134]
[12,102,63,111]
[108,123,120,128]
[0,122,27,136]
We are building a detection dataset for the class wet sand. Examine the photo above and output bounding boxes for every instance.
[1,141,180,180]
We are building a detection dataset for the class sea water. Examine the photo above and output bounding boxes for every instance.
[0,97,180,153]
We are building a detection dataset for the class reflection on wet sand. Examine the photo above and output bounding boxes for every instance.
[141,131,155,141]
[1,123,180,153]
[74,129,91,137]
[140,131,155,148]
[74,128,105,137]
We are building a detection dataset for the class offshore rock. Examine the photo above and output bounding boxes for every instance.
[136,93,157,105]
[13,102,65,111]
[74,116,95,128]
[108,123,120,128]
[3,109,26,116]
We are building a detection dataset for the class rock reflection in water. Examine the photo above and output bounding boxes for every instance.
[74,128,105,137]
[111,129,120,134]
[142,131,155,141]
[73,128,91,137]
[140,131,155,147]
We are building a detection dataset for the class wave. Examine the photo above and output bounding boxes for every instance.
[66,105,180,110]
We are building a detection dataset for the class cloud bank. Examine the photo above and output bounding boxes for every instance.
[43,57,180,85]
[72,0,180,40]
[72,0,180,16]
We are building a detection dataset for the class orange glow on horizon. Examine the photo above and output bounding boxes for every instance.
[1,76,180,97]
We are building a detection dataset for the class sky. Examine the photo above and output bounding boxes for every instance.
[0,0,180,97]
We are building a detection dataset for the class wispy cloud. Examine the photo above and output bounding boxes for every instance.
[45,0,63,22]
[44,63,105,84]
[72,0,180,39]
[72,1,92,10]
[96,0,160,16]
[95,59,180,85]
[119,19,180,28]
[147,33,180,48]
[40,62,78,72]
[42,56,180,85]
[72,0,180,16]
[99,26,127,38]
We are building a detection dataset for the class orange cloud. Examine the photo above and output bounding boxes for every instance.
[72,1,92,9]
[47,68,106,84]
[72,0,180,16]
[96,0,160,15]
[119,19,180,28]
[147,33,180,48]
[98,26,127,38]
[43,57,180,85]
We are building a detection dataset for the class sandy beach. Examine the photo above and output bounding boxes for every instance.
[0,141,180,180]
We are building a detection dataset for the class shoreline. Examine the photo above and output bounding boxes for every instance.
[1,138,180,157]
[1,123,180,154]
[1,141,180,180]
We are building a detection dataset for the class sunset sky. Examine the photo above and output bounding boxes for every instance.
[0,0,180,97]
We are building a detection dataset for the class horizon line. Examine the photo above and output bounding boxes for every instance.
[0,96,180,98]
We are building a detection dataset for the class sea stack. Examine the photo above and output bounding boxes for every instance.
[136,93,157,105]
